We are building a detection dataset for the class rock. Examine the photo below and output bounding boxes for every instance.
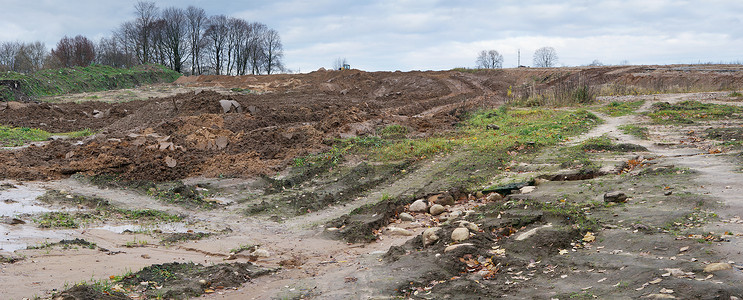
[642,294,676,299]
[534,178,549,186]
[449,210,463,219]
[664,191,673,196]
[704,262,732,273]
[1,217,25,225]
[422,227,441,246]
[444,243,474,253]
[219,99,243,113]
[457,221,479,232]
[409,199,428,212]
[430,204,446,216]
[604,191,628,203]
[486,192,503,202]
[253,248,270,257]
[520,186,536,194]
[451,227,470,242]
[398,212,415,222]
[486,124,500,130]
[387,227,414,236]
[6,101,27,110]
[438,194,455,206]
[438,213,449,222]
[475,191,483,198]
[325,227,339,232]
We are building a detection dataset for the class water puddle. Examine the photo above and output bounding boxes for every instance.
[0,183,50,217]
[95,222,193,234]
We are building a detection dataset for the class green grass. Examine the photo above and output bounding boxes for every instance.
[378,124,409,139]
[597,100,645,116]
[0,126,50,146]
[0,64,180,102]
[618,124,650,139]
[646,101,743,124]
[0,126,95,147]
[729,91,742,97]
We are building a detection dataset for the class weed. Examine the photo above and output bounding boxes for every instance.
[618,124,650,139]
[378,124,410,139]
[646,101,742,124]
[597,100,645,116]
[0,126,50,147]
[729,91,743,98]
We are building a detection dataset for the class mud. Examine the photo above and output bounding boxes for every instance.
[2,67,743,299]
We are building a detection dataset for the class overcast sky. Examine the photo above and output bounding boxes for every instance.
[1,0,741,72]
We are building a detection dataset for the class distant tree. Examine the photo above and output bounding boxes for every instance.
[160,7,187,72]
[96,37,135,68]
[185,6,207,75]
[588,59,603,66]
[0,42,21,71]
[134,1,159,64]
[619,60,630,66]
[203,15,229,74]
[0,41,46,73]
[263,29,283,74]
[51,35,95,68]
[476,50,503,69]
[333,57,347,70]
[533,46,558,68]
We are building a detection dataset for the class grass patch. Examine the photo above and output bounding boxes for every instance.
[35,190,183,228]
[618,124,650,139]
[597,100,645,116]
[0,64,180,102]
[729,91,743,98]
[378,124,410,139]
[0,126,50,146]
[646,101,743,124]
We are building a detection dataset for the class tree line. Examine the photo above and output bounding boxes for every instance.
[0,1,284,75]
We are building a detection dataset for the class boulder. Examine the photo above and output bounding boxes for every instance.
[429,204,446,216]
[486,192,503,202]
[451,227,470,242]
[704,262,732,273]
[604,191,628,203]
[387,227,414,236]
[409,199,427,212]
[444,243,475,253]
[398,212,415,222]
[422,227,441,246]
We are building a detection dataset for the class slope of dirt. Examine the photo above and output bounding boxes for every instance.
[3,67,743,299]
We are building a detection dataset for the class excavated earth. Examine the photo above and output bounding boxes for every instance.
[1,65,743,299]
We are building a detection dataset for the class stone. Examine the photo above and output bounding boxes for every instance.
[475,191,483,198]
[704,262,732,273]
[409,199,428,212]
[604,191,628,203]
[534,178,549,186]
[457,221,479,232]
[451,227,470,242]
[444,243,474,253]
[428,193,454,206]
[449,210,463,219]
[664,191,673,196]
[387,227,414,236]
[398,212,415,222]
[486,124,500,130]
[642,294,676,299]
[253,249,270,257]
[422,227,441,246]
[486,192,503,202]
[520,186,536,194]
[430,204,446,216]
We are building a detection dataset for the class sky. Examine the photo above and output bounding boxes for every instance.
[1,0,742,72]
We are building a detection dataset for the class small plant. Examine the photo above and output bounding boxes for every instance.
[618,124,650,139]
[378,124,409,139]
[598,100,645,116]
[729,91,743,97]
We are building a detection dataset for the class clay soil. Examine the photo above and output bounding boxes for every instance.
[2,65,743,299]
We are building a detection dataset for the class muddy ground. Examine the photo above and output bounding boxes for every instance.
[2,65,743,299]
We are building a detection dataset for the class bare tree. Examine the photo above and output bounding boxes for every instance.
[52,35,95,68]
[587,59,603,66]
[96,37,135,68]
[134,1,159,64]
[203,15,229,74]
[248,23,268,75]
[185,6,206,75]
[0,42,21,71]
[0,41,47,73]
[263,29,283,74]
[476,50,503,69]
[533,46,558,68]
[161,7,187,72]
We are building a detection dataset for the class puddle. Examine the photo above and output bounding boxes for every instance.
[0,183,50,217]
[1,224,77,253]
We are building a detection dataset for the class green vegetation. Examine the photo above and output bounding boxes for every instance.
[34,190,182,228]
[0,64,180,102]
[618,124,650,139]
[646,100,742,124]
[0,126,50,146]
[597,100,645,116]
[0,126,94,147]
[377,124,410,139]
[729,91,742,98]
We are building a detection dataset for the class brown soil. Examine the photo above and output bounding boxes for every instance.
[3,65,743,300]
